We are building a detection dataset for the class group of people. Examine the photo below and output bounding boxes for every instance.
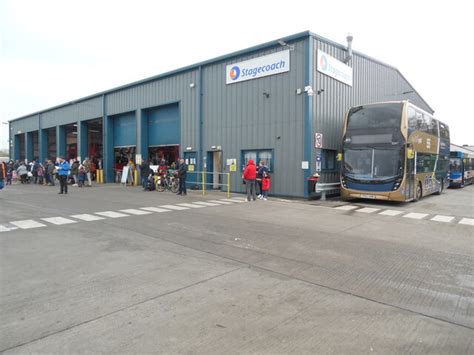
[242,160,271,201]
[0,157,95,195]
[139,158,188,195]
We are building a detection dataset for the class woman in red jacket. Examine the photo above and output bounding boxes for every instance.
[242,159,257,201]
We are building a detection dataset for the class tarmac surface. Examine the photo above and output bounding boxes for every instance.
[0,183,473,354]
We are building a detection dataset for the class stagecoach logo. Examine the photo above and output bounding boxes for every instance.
[426,138,431,149]
[317,49,353,87]
[226,50,290,85]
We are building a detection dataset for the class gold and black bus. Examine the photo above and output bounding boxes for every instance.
[341,101,450,202]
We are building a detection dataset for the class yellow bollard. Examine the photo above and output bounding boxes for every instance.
[227,173,230,198]
[97,170,101,184]
[100,169,103,184]
[202,171,205,196]
[134,169,138,186]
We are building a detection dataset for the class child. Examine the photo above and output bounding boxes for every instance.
[261,171,271,200]
[78,166,86,187]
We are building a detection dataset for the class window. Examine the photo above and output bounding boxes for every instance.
[322,149,336,171]
[241,149,273,172]
[439,122,450,140]
[416,153,437,173]
[408,107,417,132]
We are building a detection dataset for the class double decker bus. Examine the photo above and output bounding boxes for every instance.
[449,144,474,187]
[341,101,450,202]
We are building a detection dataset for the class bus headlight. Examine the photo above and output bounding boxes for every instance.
[392,177,403,191]
[341,177,347,188]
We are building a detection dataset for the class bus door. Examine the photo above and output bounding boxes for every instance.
[406,145,416,200]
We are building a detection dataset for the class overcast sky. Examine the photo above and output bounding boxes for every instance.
[1,0,472,150]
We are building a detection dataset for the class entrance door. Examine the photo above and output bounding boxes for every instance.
[184,151,198,189]
[406,148,415,200]
[207,151,222,189]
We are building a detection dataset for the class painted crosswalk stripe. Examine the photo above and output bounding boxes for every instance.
[192,201,220,207]
[379,209,404,216]
[140,207,171,213]
[0,225,11,232]
[119,209,152,215]
[220,198,245,203]
[71,214,105,221]
[176,203,205,209]
[231,197,247,202]
[356,207,380,214]
[95,211,129,218]
[458,218,474,226]
[430,215,454,223]
[208,200,233,205]
[335,205,359,211]
[41,217,77,225]
[159,205,189,211]
[403,212,428,220]
[10,220,47,229]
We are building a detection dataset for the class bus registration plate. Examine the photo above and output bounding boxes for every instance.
[361,194,377,199]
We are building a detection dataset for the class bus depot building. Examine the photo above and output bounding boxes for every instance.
[8,31,433,198]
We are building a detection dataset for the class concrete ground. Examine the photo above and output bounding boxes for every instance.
[0,182,473,354]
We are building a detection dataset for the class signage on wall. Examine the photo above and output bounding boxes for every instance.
[317,49,353,86]
[315,132,323,148]
[226,50,290,85]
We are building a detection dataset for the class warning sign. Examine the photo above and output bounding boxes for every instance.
[315,133,323,148]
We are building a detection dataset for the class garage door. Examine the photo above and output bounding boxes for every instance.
[147,103,180,146]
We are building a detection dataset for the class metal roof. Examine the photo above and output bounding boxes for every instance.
[10,30,434,122]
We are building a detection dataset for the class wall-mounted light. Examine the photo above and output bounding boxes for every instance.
[189,83,196,88]
[296,88,302,95]
[210,145,217,150]
[278,40,295,51]
[317,89,325,95]
[186,146,193,151]
[263,92,270,98]
[304,86,314,96]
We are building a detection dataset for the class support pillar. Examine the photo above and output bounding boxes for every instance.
[77,120,88,162]
[136,109,148,163]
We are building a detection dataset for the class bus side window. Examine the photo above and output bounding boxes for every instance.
[428,117,438,136]
[415,111,426,132]
[408,107,417,132]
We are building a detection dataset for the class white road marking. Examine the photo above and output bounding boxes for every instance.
[403,212,428,220]
[10,220,47,229]
[459,218,474,226]
[356,207,380,214]
[71,214,105,221]
[159,205,189,211]
[208,200,233,205]
[231,197,247,202]
[220,198,245,203]
[430,215,454,223]
[176,203,205,209]
[41,217,77,225]
[0,225,11,232]
[140,207,171,213]
[335,205,359,211]
[379,209,404,216]
[192,201,220,207]
[119,209,152,215]
[95,211,129,218]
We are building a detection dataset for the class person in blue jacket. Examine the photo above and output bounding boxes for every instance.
[57,156,70,195]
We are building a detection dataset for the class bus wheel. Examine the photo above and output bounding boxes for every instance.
[414,182,423,201]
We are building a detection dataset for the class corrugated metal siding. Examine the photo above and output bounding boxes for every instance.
[41,97,102,128]
[202,41,306,196]
[313,36,433,184]
[10,115,38,133]
[106,71,198,149]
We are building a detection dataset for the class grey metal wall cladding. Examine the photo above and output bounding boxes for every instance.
[10,115,38,133]
[106,71,198,149]
[202,40,306,196]
[41,97,103,128]
[312,37,433,184]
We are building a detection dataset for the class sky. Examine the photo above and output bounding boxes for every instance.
[1,0,473,151]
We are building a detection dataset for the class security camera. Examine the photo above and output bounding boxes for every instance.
[304,85,314,96]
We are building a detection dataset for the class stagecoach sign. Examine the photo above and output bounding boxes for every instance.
[317,49,353,86]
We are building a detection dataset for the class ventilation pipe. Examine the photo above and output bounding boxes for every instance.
[344,33,353,64]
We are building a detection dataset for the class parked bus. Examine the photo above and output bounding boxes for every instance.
[341,101,450,202]
[449,144,474,187]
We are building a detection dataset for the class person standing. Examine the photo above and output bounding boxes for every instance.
[140,159,150,189]
[0,161,6,191]
[6,160,13,185]
[261,171,271,200]
[70,159,79,186]
[83,158,92,187]
[176,158,187,195]
[256,160,269,199]
[57,157,70,194]
[242,159,257,201]
[16,162,28,184]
